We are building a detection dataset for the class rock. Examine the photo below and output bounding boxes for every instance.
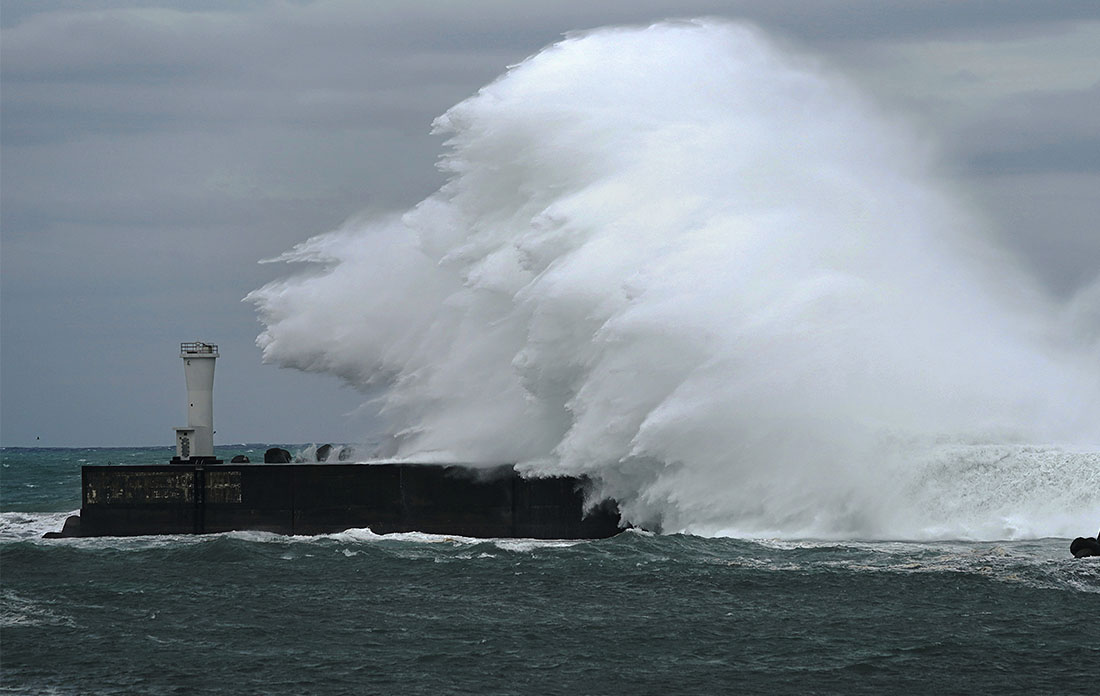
[264,447,292,463]
[316,444,333,462]
[1070,535,1100,558]
[44,514,82,539]
[337,446,353,461]
[230,455,250,463]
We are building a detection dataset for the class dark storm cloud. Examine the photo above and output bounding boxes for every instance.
[0,7,508,146]
[960,83,1100,175]
[5,2,1096,149]
[1,0,1097,445]
[970,139,1100,176]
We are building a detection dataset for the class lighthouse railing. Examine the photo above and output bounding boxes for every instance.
[180,342,218,356]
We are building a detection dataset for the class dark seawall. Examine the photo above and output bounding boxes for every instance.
[55,463,622,539]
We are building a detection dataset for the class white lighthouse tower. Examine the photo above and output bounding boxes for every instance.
[173,341,220,463]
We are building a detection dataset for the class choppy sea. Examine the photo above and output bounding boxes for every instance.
[2,446,1097,695]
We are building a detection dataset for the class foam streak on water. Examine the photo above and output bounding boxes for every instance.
[247,20,1100,539]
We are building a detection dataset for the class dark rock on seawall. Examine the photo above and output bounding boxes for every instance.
[316,444,333,462]
[1070,535,1100,558]
[43,514,82,539]
[264,447,292,463]
[231,455,250,463]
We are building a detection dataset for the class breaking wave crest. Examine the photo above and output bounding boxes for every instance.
[248,19,1100,539]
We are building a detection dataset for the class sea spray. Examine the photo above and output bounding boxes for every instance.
[248,19,1100,539]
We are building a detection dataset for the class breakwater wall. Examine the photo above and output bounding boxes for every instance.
[59,463,621,539]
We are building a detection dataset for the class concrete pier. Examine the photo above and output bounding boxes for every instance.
[60,462,622,539]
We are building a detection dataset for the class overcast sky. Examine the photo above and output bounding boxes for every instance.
[2,0,1097,447]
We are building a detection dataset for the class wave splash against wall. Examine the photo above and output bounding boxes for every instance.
[248,20,1100,539]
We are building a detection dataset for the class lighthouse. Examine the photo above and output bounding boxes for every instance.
[173,341,220,463]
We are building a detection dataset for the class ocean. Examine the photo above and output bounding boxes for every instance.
[2,446,1097,695]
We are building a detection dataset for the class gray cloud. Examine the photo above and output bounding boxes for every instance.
[960,83,1100,174]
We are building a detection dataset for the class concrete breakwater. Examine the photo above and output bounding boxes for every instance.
[49,462,623,539]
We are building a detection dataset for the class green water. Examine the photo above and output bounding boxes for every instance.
[2,448,1097,695]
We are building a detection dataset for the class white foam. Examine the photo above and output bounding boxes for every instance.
[0,511,77,542]
[0,589,76,628]
[249,19,1100,540]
